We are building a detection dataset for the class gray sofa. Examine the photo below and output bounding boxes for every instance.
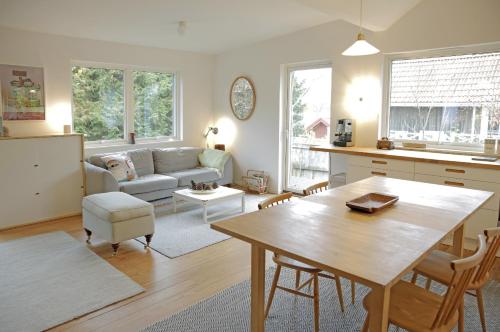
[85,147,233,202]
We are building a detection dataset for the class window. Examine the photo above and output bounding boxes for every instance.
[386,52,500,147]
[72,65,178,143]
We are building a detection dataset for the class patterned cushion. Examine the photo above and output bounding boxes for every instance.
[101,154,137,182]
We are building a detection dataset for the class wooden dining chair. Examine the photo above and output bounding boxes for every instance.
[302,180,357,305]
[361,234,487,332]
[302,180,329,196]
[411,227,500,332]
[258,192,346,332]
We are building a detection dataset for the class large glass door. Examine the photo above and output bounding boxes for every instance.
[285,65,332,193]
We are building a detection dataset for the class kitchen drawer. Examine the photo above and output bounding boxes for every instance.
[347,155,414,172]
[415,162,500,183]
[464,208,499,240]
[414,173,500,211]
[347,165,413,183]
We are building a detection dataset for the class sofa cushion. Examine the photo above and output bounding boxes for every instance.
[165,168,220,187]
[127,149,154,177]
[82,192,153,223]
[120,174,178,195]
[153,147,203,173]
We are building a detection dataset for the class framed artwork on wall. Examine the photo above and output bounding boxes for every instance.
[0,64,45,120]
[230,76,255,120]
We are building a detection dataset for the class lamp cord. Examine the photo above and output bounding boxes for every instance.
[359,0,363,33]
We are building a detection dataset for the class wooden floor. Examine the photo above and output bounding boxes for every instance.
[0,215,498,332]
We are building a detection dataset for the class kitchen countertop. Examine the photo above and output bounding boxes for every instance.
[310,145,500,170]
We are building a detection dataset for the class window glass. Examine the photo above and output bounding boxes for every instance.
[388,52,500,145]
[72,66,125,141]
[133,71,175,138]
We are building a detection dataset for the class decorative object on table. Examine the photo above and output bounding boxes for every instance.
[402,142,426,149]
[376,137,395,150]
[203,126,218,148]
[346,192,399,213]
[190,180,219,194]
[129,132,136,144]
[242,169,269,194]
[230,76,256,120]
[342,0,379,57]
[484,138,496,154]
[333,119,353,147]
[63,124,72,134]
[101,154,137,182]
[0,64,45,120]
[214,144,225,151]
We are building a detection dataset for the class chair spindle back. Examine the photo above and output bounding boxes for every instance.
[258,192,293,210]
[303,181,329,196]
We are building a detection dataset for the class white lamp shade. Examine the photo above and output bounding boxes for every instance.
[342,34,380,56]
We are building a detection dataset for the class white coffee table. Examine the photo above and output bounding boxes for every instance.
[173,186,245,223]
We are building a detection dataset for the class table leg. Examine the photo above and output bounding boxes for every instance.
[241,194,246,213]
[173,195,177,213]
[452,224,465,257]
[251,244,266,332]
[369,285,390,332]
[203,203,208,223]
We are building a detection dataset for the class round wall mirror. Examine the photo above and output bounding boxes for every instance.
[230,76,256,120]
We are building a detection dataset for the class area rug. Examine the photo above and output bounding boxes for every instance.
[143,268,500,332]
[0,231,144,332]
[136,193,269,258]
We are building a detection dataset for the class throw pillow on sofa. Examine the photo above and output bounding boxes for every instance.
[198,149,230,175]
[101,154,137,182]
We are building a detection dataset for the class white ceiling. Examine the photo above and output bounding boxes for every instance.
[0,0,421,54]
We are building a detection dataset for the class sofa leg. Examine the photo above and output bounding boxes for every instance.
[145,234,153,249]
[111,243,120,256]
[84,228,92,244]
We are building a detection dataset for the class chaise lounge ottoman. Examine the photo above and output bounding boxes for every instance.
[82,192,155,255]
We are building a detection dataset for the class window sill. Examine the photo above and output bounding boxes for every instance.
[395,146,494,158]
[84,138,183,153]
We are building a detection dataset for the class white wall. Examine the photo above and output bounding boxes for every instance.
[213,0,500,193]
[0,26,215,155]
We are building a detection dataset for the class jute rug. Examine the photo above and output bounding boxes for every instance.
[136,193,270,258]
[143,268,500,332]
[0,231,144,332]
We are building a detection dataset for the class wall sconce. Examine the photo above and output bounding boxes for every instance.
[204,126,218,148]
[204,126,219,138]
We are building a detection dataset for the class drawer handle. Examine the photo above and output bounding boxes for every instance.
[444,181,464,187]
[34,164,39,167]
[35,192,40,195]
[445,168,465,174]
[372,160,387,165]
[371,171,387,176]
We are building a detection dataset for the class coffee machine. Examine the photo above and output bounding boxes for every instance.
[333,119,353,147]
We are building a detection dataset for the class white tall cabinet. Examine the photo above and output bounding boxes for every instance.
[0,134,84,229]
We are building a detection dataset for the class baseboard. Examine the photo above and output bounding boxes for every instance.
[0,213,82,232]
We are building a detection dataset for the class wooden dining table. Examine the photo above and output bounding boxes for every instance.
[210,177,494,331]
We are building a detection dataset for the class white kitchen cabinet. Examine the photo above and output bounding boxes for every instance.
[344,153,499,243]
[0,135,84,229]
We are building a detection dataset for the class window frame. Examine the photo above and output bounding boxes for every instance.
[71,61,182,146]
[381,43,500,151]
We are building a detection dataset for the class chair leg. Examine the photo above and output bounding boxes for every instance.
[425,278,432,290]
[411,272,418,284]
[458,299,464,332]
[362,314,369,332]
[84,228,92,244]
[313,273,320,332]
[144,234,153,249]
[351,280,356,304]
[265,265,281,319]
[334,275,345,312]
[111,243,120,256]
[476,288,487,332]
[295,270,301,289]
